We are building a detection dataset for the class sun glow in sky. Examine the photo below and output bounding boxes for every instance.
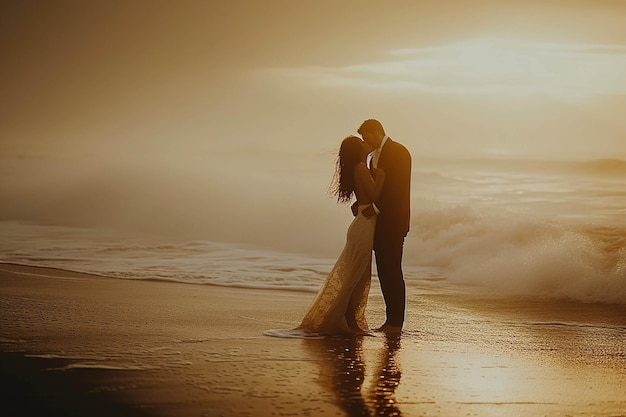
[272,38,626,98]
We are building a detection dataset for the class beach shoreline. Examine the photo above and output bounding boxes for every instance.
[1,263,625,416]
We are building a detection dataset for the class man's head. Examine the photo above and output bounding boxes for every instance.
[358,119,386,150]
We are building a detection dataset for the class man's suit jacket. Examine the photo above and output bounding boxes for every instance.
[373,138,412,240]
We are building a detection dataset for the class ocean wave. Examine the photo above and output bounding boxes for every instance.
[406,204,626,304]
[2,196,625,305]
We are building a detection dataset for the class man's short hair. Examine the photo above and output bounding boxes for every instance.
[358,119,385,136]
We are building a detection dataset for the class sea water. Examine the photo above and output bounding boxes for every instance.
[1,154,624,304]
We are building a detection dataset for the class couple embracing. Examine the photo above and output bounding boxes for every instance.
[267,119,411,338]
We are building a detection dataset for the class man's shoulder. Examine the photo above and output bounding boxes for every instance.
[388,139,411,157]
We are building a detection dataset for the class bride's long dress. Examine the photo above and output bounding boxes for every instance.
[296,204,376,335]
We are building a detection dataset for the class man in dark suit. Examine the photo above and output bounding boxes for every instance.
[356,119,411,333]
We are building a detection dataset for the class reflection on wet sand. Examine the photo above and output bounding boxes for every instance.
[304,334,403,416]
[368,333,402,416]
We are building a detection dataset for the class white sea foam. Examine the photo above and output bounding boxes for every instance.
[406,203,626,303]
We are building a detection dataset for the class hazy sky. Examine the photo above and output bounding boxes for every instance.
[2,0,626,160]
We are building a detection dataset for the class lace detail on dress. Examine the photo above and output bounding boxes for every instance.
[297,205,376,335]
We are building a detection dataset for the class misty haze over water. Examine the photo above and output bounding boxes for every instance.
[2,151,624,304]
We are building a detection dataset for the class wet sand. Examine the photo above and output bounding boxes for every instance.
[1,263,625,416]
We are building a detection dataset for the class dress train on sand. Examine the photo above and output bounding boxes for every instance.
[265,205,376,338]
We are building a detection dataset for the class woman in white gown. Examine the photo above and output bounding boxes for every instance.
[266,136,385,337]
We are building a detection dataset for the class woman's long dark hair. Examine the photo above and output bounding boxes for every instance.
[329,136,363,204]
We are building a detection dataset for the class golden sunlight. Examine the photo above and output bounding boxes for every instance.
[280,38,626,99]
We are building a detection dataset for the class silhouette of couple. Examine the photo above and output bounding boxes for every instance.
[266,119,411,337]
